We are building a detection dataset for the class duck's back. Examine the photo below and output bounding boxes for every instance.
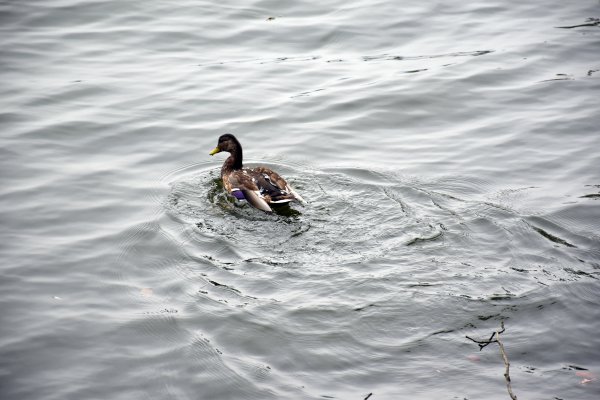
[247,167,295,204]
[223,167,294,203]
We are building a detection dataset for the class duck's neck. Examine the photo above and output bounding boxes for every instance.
[222,145,243,175]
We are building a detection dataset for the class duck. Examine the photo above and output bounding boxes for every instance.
[209,133,305,212]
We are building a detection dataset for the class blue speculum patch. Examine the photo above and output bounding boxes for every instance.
[231,190,245,200]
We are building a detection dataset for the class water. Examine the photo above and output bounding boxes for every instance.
[1,0,599,399]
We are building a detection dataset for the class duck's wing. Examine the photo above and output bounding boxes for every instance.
[252,167,305,204]
[253,172,295,204]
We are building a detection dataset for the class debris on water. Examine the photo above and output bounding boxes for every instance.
[556,17,600,29]
[576,370,596,385]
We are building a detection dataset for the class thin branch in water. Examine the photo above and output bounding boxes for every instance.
[495,327,517,400]
[466,322,505,350]
[466,321,517,400]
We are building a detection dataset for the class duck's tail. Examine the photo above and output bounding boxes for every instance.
[286,185,306,205]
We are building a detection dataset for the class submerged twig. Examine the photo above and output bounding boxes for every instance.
[466,321,517,400]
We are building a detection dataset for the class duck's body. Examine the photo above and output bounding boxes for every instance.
[210,134,305,212]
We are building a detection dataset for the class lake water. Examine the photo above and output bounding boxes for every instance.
[1,1,599,399]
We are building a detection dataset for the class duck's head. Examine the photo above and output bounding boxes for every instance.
[209,133,241,155]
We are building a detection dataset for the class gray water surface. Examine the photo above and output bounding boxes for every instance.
[1,1,600,399]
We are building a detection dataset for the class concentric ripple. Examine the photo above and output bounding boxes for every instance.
[162,163,599,301]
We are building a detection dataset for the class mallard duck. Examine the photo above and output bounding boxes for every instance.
[209,133,305,212]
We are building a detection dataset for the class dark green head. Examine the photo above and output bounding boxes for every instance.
[209,133,243,169]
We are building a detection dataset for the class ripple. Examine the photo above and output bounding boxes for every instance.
[161,163,600,304]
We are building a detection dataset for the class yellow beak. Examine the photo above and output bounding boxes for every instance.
[209,146,221,156]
